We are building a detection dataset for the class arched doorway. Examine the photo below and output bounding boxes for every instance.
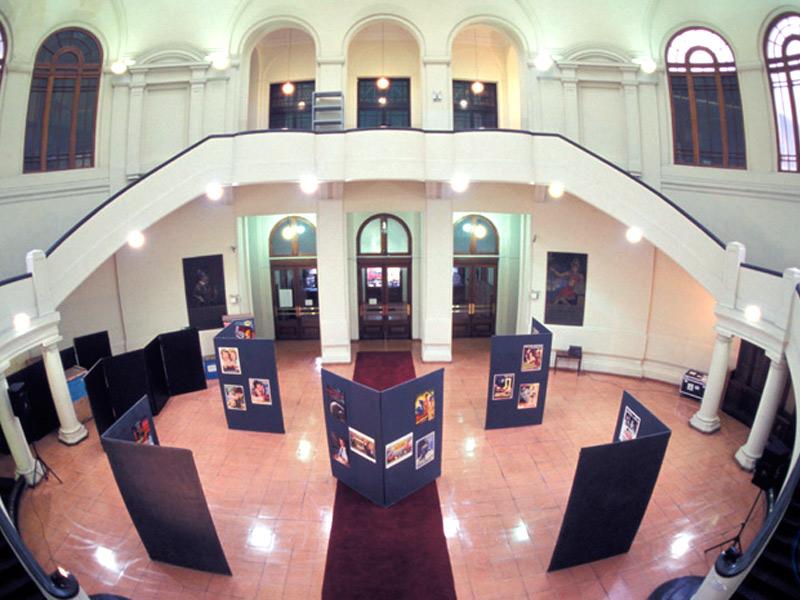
[356,213,412,339]
[269,216,319,339]
[452,214,499,337]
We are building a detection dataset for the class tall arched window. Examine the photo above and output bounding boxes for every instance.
[357,214,411,256]
[0,25,7,88]
[453,214,499,255]
[24,28,102,173]
[765,13,800,172]
[666,28,746,168]
[269,216,317,257]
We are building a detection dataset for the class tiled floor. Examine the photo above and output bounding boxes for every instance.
[1,339,761,599]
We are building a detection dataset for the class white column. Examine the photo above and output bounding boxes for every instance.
[0,363,43,486]
[735,357,789,471]
[422,57,450,130]
[317,187,352,363]
[421,184,453,362]
[561,68,580,141]
[125,71,146,178]
[621,70,642,175]
[188,66,207,143]
[689,332,733,433]
[42,339,88,445]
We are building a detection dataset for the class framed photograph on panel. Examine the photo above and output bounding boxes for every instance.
[182,254,227,330]
[545,252,588,326]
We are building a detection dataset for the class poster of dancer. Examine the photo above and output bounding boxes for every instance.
[182,254,227,330]
[415,389,435,425]
[545,252,588,326]
[521,344,544,372]
[330,432,349,467]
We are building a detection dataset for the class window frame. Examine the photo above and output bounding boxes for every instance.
[665,27,746,169]
[356,77,411,129]
[356,213,412,257]
[764,12,800,172]
[269,216,317,257]
[268,80,315,130]
[453,214,499,255]
[452,80,498,131]
[23,27,103,173]
[0,24,6,89]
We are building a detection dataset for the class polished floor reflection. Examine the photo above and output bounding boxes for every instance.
[1,339,758,599]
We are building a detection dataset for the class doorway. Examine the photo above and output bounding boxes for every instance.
[356,214,412,340]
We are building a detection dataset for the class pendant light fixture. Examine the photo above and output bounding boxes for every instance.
[471,27,484,95]
[377,23,390,90]
[281,29,295,96]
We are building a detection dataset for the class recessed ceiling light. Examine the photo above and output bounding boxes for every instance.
[547,181,565,199]
[299,175,319,194]
[127,230,145,249]
[450,173,470,193]
[626,226,643,243]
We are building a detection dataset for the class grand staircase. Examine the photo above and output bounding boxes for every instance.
[0,477,43,600]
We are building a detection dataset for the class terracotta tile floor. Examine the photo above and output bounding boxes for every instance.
[1,339,761,599]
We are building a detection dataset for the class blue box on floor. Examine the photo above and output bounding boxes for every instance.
[203,355,218,379]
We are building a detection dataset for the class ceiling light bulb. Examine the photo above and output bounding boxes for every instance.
[205,182,224,201]
[376,76,390,90]
[281,81,295,95]
[471,81,484,94]
[639,57,657,74]
[297,100,306,110]
[744,305,761,323]
[547,181,565,199]
[13,313,31,332]
[127,230,145,249]
[625,226,643,243]
[378,96,387,105]
[450,174,470,193]
[299,174,319,194]
[281,226,296,240]
[110,61,127,75]
[474,224,487,239]
[459,99,468,109]
[534,52,553,72]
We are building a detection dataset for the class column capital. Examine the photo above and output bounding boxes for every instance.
[712,330,734,344]
[41,335,63,350]
[764,353,787,369]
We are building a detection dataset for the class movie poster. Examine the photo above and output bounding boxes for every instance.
[132,418,155,445]
[517,382,540,410]
[521,344,544,372]
[218,347,241,375]
[415,431,435,469]
[182,254,227,330]
[249,378,272,405]
[224,384,246,411]
[348,427,376,463]
[330,431,349,467]
[415,390,435,425]
[618,406,641,442]
[545,252,588,326]
[492,373,515,400]
[385,432,413,469]
[327,385,346,423]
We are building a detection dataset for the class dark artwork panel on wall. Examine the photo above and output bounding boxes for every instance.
[544,252,588,327]
[73,331,112,369]
[182,254,227,330]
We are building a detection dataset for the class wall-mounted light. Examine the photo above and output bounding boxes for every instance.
[127,230,145,249]
[110,61,127,75]
[744,304,762,323]
[207,53,230,71]
[547,181,565,199]
[625,226,643,243]
[450,173,470,193]
[13,312,31,333]
[299,174,319,194]
[635,57,657,74]
[534,52,553,72]
[205,181,224,201]
[432,91,442,102]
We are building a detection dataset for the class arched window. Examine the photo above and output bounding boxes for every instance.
[269,216,316,257]
[357,214,410,255]
[666,28,746,168]
[23,28,102,173]
[0,25,7,88]
[765,13,800,172]
[453,214,499,254]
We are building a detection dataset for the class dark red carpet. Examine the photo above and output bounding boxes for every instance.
[322,351,456,600]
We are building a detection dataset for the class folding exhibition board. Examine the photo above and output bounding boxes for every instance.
[321,368,445,507]
[156,328,207,396]
[548,392,671,571]
[84,359,116,437]
[485,318,552,430]
[101,397,230,575]
[214,322,285,433]
[73,331,112,370]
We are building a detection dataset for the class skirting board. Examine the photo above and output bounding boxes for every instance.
[552,353,692,385]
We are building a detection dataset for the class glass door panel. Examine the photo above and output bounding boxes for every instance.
[452,260,498,337]
[271,263,320,340]
[358,262,411,339]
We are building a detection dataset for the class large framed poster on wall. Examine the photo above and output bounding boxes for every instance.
[182,254,227,330]
[545,252,588,327]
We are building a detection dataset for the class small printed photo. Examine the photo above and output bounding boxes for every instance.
[329,400,346,423]
[218,346,242,375]
[349,427,376,463]
[492,373,515,400]
[385,432,413,469]
[235,324,255,339]
[330,431,349,467]
[416,431,435,470]
[415,390,436,425]
[249,378,272,405]
[517,382,540,410]
[132,418,155,445]
[326,384,345,405]
[521,344,544,372]
[225,384,247,411]
[618,406,641,442]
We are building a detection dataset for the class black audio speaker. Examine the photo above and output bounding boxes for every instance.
[8,382,30,420]
[752,439,790,492]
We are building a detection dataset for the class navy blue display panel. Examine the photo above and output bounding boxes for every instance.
[101,438,230,574]
[143,339,170,415]
[611,392,670,442]
[485,319,552,430]
[381,369,444,506]
[84,359,115,436]
[214,324,285,433]
[158,328,207,396]
[73,331,112,369]
[321,370,384,506]
[548,394,671,571]
[103,396,160,446]
[104,349,158,417]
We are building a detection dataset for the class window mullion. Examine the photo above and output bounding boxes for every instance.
[39,74,56,172]
[716,72,730,168]
[686,70,701,165]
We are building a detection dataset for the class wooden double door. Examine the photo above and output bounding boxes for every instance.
[357,260,411,339]
[452,259,497,337]
[270,261,320,339]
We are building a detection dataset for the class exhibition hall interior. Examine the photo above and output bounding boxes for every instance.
[0,1,798,599]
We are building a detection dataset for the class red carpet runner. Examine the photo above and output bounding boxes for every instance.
[322,351,457,600]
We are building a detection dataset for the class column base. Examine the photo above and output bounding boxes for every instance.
[58,423,89,446]
[735,446,758,471]
[321,344,352,364]
[17,459,46,487]
[689,412,721,434]
[421,342,452,363]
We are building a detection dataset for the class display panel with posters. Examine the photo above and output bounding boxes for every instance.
[183,254,227,330]
[485,318,552,430]
[213,322,285,433]
[545,252,588,326]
